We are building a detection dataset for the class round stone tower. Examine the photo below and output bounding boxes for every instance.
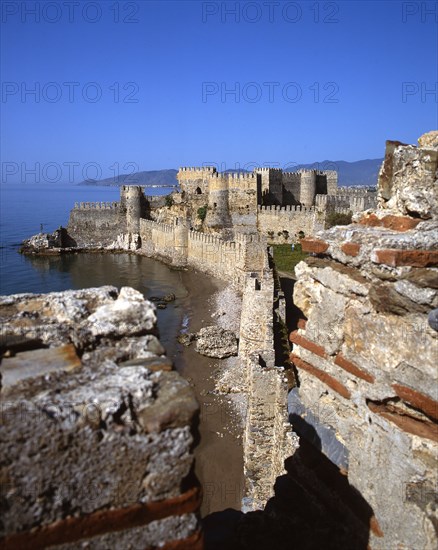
[299,170,317,207]
[204,173,232,230]
[120,186,144,233]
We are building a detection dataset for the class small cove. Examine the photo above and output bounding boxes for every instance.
[1,183,245,517]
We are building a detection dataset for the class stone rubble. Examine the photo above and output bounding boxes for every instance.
[195,326,239,358]
[0,286,201,548]
[177,289,241,359]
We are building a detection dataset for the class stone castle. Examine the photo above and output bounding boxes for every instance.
[68,166,377,249]
[176,166,375,237]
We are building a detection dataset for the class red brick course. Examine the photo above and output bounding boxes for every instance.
[370,516,385,538]
[290,353,351,399]
[334,354,375,383]
[392,383,438,421]
[341,242,361,257]
[374,249,438,268]
[358,213,420,231]
[290,330,327,358]
[300,238,329,254]
[368,402,438,443]
[1,485,202,550]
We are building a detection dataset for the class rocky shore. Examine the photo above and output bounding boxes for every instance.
[11,238,250,522]
[176,271,246,517]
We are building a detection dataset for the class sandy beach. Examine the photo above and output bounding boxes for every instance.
[173,269,245,517]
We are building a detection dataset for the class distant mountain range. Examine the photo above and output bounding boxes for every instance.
[296,159,382,187]
[79,158,383,188]
[79,169,179,187]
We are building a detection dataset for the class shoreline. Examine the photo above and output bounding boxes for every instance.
[16,243,269,516]
[175,268,245,517]
[4,245,246,518]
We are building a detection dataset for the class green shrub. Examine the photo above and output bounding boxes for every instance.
[325,211,352,229]
[164,194,174,207]
[271,243,308,275]
[197,205,207,222]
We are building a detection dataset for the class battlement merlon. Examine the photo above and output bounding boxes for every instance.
[253,167,283,173]
[179,166,217,172]
[74,201,119,210]
[227,172,258,179]
[336,186,376,195]
[258,204,316,213]
[177,166,218,179]
[120,184,146,193]
[177,166,338,179]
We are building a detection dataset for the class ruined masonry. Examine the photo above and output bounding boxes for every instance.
[0,287,202,549]
[291,132,438,549]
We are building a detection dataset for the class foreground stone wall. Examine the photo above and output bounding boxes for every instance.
[239,271,294,511]
[0,287,202,549]
[290,132,438,549]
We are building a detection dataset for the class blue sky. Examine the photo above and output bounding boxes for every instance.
[1,0,437,181]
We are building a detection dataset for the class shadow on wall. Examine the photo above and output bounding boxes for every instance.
[279,276,303,334]
[60,227,77,248]
[203,417,375,550]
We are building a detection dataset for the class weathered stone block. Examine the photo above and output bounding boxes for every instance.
[0,287,200,548]
[0,344,81,388]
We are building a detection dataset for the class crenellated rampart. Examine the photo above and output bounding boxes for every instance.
[315,192,377,213]
[68,202,123,246]
[139,218,181,264]
[177,166,339,212]
[258,205,316,213]
[139,219,291,510]
[336,186,376,195]
[74,202,119,210]
[178,166,217,174]
[257,204,324,240]
[187,230,239,283]
[139,218,268,289]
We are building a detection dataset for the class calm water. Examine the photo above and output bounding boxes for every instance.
[0,183,185,355]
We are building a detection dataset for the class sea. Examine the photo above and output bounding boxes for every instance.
[0,183,187,355]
